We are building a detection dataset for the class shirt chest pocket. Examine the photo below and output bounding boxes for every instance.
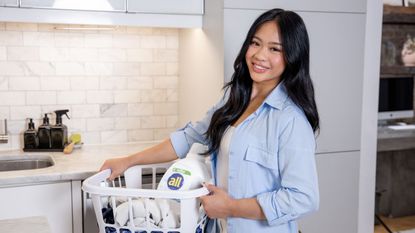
[244,145,279,171]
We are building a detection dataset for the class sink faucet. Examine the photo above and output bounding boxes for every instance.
[0,119,8,143]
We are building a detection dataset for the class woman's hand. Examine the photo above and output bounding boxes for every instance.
[100,156,131,181]
[199,183,235,219]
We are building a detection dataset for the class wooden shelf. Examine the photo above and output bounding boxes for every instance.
[374,215,415,233]
[383,5,415,24]
[380,66,415,77]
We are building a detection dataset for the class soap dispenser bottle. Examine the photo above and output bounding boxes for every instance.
[38,113,51,149]
[51,109,70,149]
[24,118,38,149]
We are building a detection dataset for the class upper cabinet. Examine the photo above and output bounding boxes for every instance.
[20,0,126,12]
[0,0,17,7]
[224,0,366,13]
[0,0,204,28]
[128,0,203,15]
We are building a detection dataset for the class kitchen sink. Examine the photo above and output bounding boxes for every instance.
[0,154,54,172]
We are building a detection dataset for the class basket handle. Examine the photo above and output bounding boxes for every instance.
[82,169,111,194]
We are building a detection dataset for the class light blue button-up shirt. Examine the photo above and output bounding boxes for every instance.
[170,83,319,233]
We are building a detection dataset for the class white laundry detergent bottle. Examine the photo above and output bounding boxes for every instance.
[157,143,212,191]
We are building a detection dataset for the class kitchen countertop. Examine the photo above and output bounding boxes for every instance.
[0,142,158,187]
[377,126,415,152]
[0,216,51,233]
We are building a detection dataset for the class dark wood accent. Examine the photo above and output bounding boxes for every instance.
[383,5,415,24]
[380,66,415,77]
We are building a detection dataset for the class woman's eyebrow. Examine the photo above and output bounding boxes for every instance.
[253,36,282,45]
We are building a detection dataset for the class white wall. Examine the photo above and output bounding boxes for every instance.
[358,0,383,232]
[178,0,223,125]
[0,22,180,149]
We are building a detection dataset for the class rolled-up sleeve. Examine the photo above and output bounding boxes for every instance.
[256,115,319,226]
[170,99,225,158]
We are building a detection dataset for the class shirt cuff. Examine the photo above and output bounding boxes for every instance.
[169,122,192,159]
[256,191,292,226]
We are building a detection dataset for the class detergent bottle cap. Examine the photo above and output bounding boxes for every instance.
[187,143,208,160]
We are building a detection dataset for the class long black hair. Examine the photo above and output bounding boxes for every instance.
[205,8,320,154]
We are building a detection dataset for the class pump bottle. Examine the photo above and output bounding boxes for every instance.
[38,113,52,149]
[23,118,38,149]
[51,109,70,149]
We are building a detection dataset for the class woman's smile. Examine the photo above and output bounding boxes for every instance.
[252,62,270,73]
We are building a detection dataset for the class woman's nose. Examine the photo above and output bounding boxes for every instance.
[253,46,267,61]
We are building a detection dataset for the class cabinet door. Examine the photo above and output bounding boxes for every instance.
[0,182,73,233]
[127,0,203,14]
[72,181,83,233]
[224,9,365,153]
[224,0,366,13]
[299,151,360,233]
[83,189,100,233]
[20,0,126,12]
[0,0,18,7]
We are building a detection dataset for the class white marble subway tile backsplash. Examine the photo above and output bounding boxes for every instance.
[0,47,6,60]
[0,22,179,149]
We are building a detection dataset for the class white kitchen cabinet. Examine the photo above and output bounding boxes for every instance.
[224,9,365,153]
[301,11,365,154]
[72,181,83,233]
[224,0,366,13]
[0,182,73,233]
[0,0,17,7]
[19,0,204,14]
[83,187,99,233]
[0,0,203,28]
[299,151,360,233]
[20,0,126,12]
[128,0,203,15]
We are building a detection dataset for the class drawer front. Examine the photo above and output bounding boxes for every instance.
[127,0,203,14]
[20,0,126,12]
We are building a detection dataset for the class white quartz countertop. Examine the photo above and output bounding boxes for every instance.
[0,142,158,187]
[0,216,51,233]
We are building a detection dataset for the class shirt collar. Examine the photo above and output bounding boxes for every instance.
[263,82,289,110]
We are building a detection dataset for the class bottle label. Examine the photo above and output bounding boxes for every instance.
[167,173,184,190]
[172,167,191,176]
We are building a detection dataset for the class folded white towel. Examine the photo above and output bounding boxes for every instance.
[144,199,162,225]
[115,201,129,226]
[115,199,146,226]
[114,197,181,229]
[132,217,145,227]
[157,199,180,228]
[131,199,146,218]
[160,208,180,228]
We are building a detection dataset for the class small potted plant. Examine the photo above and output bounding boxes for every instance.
[401,34,415,66]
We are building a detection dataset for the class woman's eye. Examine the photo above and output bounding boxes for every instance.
[270,47,281,52]
[250,41,260,46]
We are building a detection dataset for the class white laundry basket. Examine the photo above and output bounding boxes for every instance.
[82,162,209,233]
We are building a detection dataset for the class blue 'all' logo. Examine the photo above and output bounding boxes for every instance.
[167,173,184,190]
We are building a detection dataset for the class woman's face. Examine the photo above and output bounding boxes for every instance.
[245,21,285,87]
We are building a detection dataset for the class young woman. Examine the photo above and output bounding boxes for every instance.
[101,8,320,233]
